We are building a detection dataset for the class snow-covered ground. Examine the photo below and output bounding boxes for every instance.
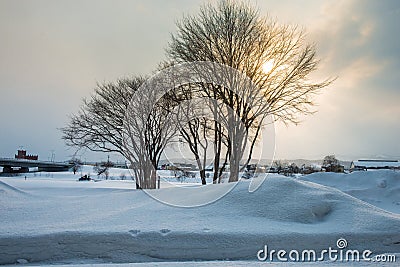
[299,170,400,214]
[0,168,399,265]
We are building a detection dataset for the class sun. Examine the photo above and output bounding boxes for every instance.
[262,60,274,74]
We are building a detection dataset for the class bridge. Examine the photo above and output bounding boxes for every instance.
[0,158,72,173]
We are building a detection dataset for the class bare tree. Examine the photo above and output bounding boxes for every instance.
[93,159,113,180]
[122,77,177,189]
[69,157,83,175]
[62,76,174,189]
[163,80,232,184]
[323,155,339,167]
[167,0,334,182]
[62,77,144,155]
[169,87,212,185]
[322,155,342,172]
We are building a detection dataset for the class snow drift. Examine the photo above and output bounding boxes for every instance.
[0,173,399,264]
[299,170,400,213]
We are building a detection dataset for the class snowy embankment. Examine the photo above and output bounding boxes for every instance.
[0,170,400,265]
[299,170,400,213]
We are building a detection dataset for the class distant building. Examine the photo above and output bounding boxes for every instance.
[15,150,38,160]
[350,160,400,172]
[173,163,197,171]
[113,161,128,169]
[160,163,197,171]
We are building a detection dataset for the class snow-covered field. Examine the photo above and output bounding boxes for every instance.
[0,167,399,266]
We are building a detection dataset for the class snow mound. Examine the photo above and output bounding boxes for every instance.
[0,175,399,264]
[299,170,400,213]
[0,180,29,197]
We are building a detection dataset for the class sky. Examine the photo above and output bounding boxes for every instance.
[0,0,399,162]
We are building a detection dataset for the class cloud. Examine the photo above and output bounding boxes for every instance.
[0,0,398,161]
[269,0,400,159]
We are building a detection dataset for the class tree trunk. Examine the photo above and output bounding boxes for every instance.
[218,147,229,183]
[228,144,241,182]
[199,169,206,185]
[213,122,222,184]
[194,155,206,185]
[242,123,262,171]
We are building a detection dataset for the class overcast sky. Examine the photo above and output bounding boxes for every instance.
[0,0,399,162]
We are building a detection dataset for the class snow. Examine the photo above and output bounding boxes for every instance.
[0,168,399,265]
[3,259,400,267]
[299,170,400,213]
[351,160,400,169]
